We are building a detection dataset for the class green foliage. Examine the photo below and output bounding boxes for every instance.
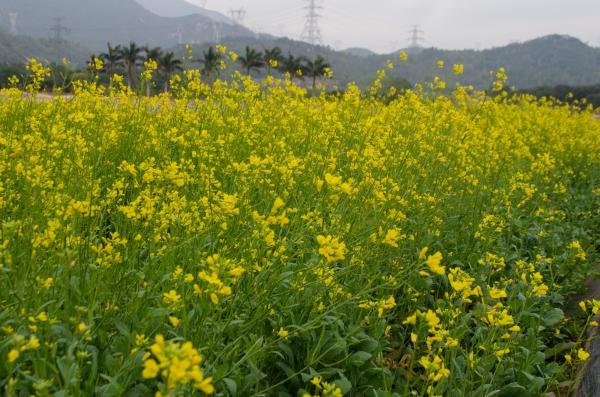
[521,84,600,108]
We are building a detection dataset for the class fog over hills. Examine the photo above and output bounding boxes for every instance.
[133,0,234,23]
[0,0,252,50]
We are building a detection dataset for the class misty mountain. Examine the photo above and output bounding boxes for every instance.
[0,0,253,51]
[133,0,233,23]
[389,35,600,89]
[0,28,88,64]
[341,47,377,57]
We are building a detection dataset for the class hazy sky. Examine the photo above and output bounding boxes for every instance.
[185,0,600,53]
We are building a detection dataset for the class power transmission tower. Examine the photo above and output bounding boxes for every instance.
[228,8,246,25]
[408,25,424,49]
[302,0,323,46]
[211,21,221,43]
[50,17,69,44]
[8,12,18,35]
[171,27,183,45]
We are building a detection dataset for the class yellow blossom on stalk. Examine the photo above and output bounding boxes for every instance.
[216,44,227,54]
[277,327,289,340]
[565,354,573,364]
[399,51,409,62]
[36,276,54,289]
[403,312,418,325]
[424,309,441,329]
[577,348,590,361]
[324,173,342,187]
[452,64,464,75]
[142,59,158,81]
[7,74,19,86]
[25,58,51,92]
[437,60,445,69]
[419,355,450,382]
[382,228,401,247]
[8,349,20,363]
[316,235,346,263]
[433,76,446,90]
[426,252,445,275]
[142,335,214,394]
[169,316,181,327]
[495,347,510,359]
[489,288,507,299]
[229,51,238,62]
[375,296,396,317]
[448,268,482,301]
[89,57,104,72]
[163,290,182,306]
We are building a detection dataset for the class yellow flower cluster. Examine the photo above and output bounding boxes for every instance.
[142,335,214,394]
[1,53,598,395]
[303,377,343,397]
[7,335,40,364]
[316,235,347,263]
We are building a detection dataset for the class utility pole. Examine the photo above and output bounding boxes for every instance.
[50,17,69,44]
[408,25,425,50]
[228,8,246,25]
[302,0,323,46]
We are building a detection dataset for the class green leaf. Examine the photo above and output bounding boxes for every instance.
[333,376,352,394]
[542,308,563,326]
[348,351,372,366]
[223,378,237,395]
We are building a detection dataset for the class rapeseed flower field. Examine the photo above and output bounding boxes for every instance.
[0,55,599,396]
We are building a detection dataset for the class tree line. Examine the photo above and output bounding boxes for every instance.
[88,42,331,92]
[0,41,332,93]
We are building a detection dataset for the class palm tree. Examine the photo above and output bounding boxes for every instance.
[280,53,306,83]
[99,43,122,86]
[119,41,143,89]
[142,46,162,95]
[238,46,265,76]
[159,52,182,92]
[198,46,221,82]
[264,47,283,75]
[143,46,162,62]
[303,55,330,89]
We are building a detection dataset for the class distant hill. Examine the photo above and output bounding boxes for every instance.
[341,47,376,57]
[0,0,253,51]
[390,35,600,89]
[133,0,233,23]
[0,29,88,64]
[198,34,600,89]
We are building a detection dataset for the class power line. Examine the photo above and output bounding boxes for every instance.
[302,0,323,46]
[408,25,424,49]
